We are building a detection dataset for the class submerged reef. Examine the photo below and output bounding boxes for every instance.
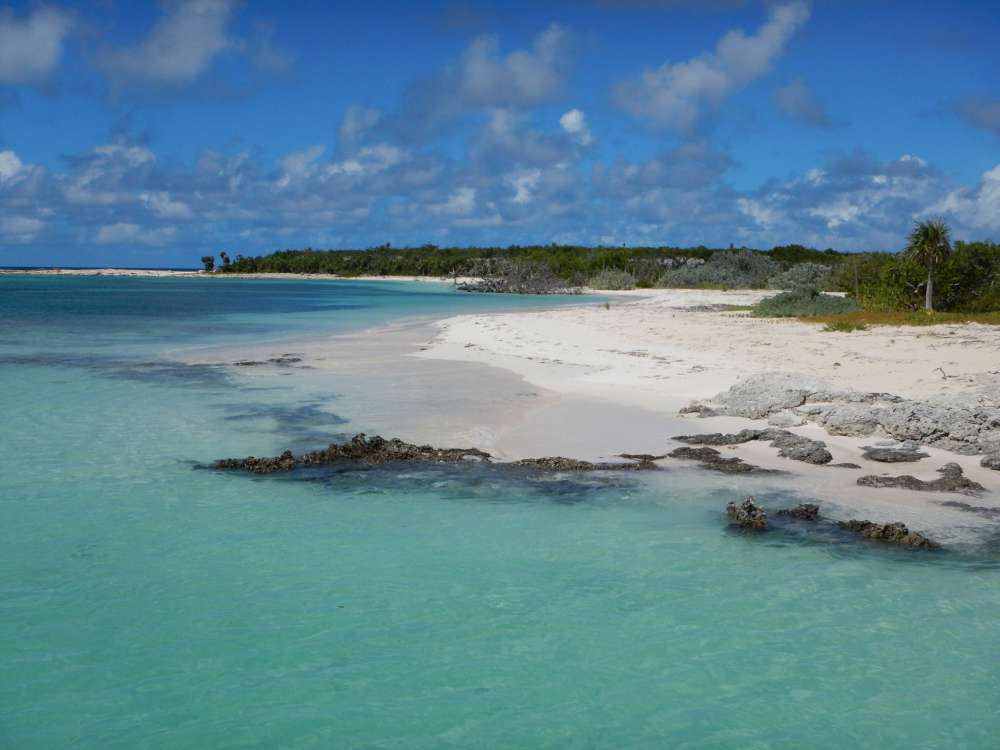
[212,433,659,475]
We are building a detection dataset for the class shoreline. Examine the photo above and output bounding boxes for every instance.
[178,286,1000,543]
[0,268,471,284]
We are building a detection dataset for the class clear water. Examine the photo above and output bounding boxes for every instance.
[2,276,999,749]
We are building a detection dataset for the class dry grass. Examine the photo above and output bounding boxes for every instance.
[805,310,1000,328]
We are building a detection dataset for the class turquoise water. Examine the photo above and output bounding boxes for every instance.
[2,276,999,748]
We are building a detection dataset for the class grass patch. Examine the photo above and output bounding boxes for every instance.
[808,310,1000,328]
[821,320,869,332]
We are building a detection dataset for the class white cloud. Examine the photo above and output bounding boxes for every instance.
[98,0,238,84]
[0,7,73,85]
[559,108,593,146]
[507,169,541,204]
[324,144,405,178]
[430,187,477,216]
[140,191,192,219]
[0,150,26,183]
[0,215,45,242]
[931,163,1000,232]
[276,145,325,188]
[96,222,176,245]
[458,24,571,107]
[615,1,810,130]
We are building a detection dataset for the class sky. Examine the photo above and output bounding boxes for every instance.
[1,0,999,267]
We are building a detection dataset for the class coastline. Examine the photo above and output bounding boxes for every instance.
[0,267,468,284]
[177,285,1000,543]
[410,287,1000,538]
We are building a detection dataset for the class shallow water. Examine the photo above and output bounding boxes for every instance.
[1,276,999,748]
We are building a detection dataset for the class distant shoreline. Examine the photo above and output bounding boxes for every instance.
[0,268,462,283]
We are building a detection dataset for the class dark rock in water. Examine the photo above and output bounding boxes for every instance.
[232,354,303,367]
[777,503,820,521]
[726,497,768,529]
[838,519,938,549]
[981,453,1000,471]
[830,462,862,469]
[214,433,492,474]
[673,428,832,465]
[668,446,763,474]
[513,456,659,472]
[857,462,984,495]
[861,446,930,463]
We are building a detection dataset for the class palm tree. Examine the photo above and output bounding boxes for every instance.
[905,219,952,311]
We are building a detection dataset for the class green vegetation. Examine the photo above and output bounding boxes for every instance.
[904,219,952,311]
[752,287,859,318]
[808,310,1000,328]
[828,240,1000,313]
[589,268,636,290]
[821,320,870,333]
[216,243,843,290]
[208,229,1000,323]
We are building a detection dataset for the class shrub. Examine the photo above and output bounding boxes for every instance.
[822,320,869,332]
[657,250,780,289]
[752,288,859,318]
[589,268,636,290]
[767,262,832,291]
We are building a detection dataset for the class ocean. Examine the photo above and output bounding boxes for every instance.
[1,275,998,748]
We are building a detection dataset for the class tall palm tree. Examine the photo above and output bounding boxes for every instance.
[905,219,952,311]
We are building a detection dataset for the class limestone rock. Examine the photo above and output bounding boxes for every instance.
[726,497,768,529]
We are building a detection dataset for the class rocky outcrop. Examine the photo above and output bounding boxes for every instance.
[726,497,768,529]
[669,446,765,474]
[861,445,930,463]
[673,427,832,465]
[214,433,492,474]
[513,456,660,471]
[214,434,663,475]
[982,453,1000,471]
[232,354,303,367]
[857,463,985,495]
[777,503,820,521]
[683,373,1000,456]
[838,520,938,549]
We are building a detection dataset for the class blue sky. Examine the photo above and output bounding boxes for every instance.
[1,0,998,266]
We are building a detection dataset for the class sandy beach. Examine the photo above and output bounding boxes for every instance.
[403,287,1000,537]
[173,282,1000,542]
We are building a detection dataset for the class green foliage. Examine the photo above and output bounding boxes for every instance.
[767,262,833,290]
[589,268,636,290]
[822,320,870,332]
[905,219,952,270]
[656,250,780,289]
[829,242,1000,313]
[752,287,859,318]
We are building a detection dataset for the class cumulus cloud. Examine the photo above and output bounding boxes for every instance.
[931,164,1000,232]
[96,222,176,245]
[98,0,239,84]
[0,6,73,85]
[4,130,999,257]
[388,24,574,142]
[775,78,830,127]
[0,215,45,242]
[614,1,810,131]
[559,108,594,145]
[957,98,1000,139]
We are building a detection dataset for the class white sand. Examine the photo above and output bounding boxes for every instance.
[413,288,1000,537]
